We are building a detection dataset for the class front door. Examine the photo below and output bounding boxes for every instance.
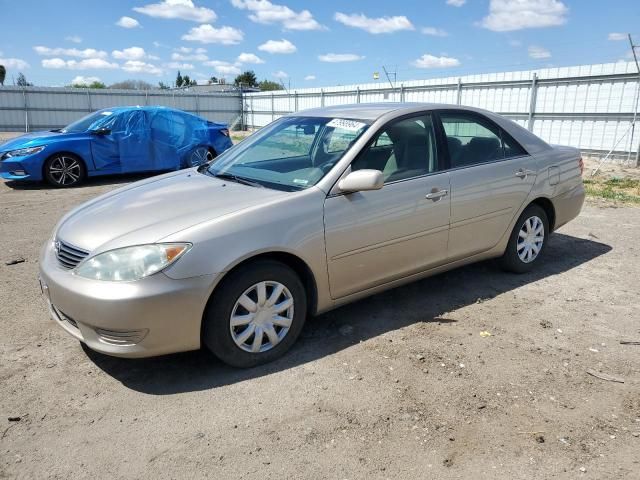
[324,113,451,299]
[438,111,536,260]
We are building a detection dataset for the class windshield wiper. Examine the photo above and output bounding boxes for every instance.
[212,172,263,188]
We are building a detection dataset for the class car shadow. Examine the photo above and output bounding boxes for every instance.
[85,232,611,395]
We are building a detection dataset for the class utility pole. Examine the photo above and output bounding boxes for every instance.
[628,34,640,166]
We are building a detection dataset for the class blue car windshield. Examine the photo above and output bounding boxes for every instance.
[61,110,115,133]
[206,116,369,191]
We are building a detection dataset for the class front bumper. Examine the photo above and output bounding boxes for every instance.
[0,153,45,181]
[39,240,217,358]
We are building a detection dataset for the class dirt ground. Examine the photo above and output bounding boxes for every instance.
[1,169,640,480]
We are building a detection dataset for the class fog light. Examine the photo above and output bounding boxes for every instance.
[11,170,27,176]
[95,328,149,346]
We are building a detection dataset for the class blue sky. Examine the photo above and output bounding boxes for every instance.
[0,0,638,88]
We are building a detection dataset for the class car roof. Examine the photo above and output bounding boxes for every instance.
[288,102,497,121]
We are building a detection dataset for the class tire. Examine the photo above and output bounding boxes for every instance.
[202,260,307,368]
[498,204,549,273]
[43,154,86,187]
[188,146,216,167]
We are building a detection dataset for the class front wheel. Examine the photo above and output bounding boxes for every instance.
[499,204,549,273]
[202,260,307,368]
[43,154,85,187]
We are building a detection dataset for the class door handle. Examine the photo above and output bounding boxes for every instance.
[515,169,534,178]
[425,189,448,200]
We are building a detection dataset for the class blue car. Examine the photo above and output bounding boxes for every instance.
[0,106,233,187]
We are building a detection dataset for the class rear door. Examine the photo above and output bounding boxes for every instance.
[324,113,451,299]
[438,110,535,260]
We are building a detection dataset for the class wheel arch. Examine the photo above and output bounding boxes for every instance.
[529,197,556,232]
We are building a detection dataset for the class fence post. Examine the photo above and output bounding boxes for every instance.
[294,91,298,112]
[321,89,325,107]
[528,73,538,132]
[86,89,92,112]
[400,83,405,102]
[456,78,462,105]
[195,91,199,115]
[22,88,29,132]
[145,90,149,107]
[356,86,360,104]
[271,92,275,121]
[251,95,255,130]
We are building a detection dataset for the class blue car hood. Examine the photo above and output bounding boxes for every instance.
[0,131,85,151]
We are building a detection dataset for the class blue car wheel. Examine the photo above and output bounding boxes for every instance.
[189,146,216,167]
[44,154,86,188]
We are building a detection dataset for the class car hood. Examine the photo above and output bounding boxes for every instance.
[56,170,288,253]
[0,130,82,151]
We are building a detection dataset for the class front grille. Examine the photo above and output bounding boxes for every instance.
[55,240,90,269]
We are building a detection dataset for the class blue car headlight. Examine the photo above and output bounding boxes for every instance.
[2,145,46,160]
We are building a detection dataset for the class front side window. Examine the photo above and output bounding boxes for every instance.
[352,114,439,183]
[206,116,369,191]
[61,110,115,133]
[440,112,528,168]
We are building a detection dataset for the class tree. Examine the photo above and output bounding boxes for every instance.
[109,79,153,90]
[158,81,170,90]
[176,70,183,88]
[16,73,33,87]
[71,81,106,89]
[258,80,283,91]
[208,76,218,84]
[0,65,6,86]
[181,74,196,86]
[234,70,258,88]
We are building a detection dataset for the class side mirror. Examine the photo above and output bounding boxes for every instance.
[91,127,111,136]
[302,125,315,135]
[338,169,384,193]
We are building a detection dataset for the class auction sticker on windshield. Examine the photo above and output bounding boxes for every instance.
[326,118,367,132]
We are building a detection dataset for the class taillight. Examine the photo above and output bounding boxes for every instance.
[220,129,230,137]
[578,157,584,176]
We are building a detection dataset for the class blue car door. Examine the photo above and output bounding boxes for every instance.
[89,112,122,171]
[150,110,183,170]
[118,110,152,172]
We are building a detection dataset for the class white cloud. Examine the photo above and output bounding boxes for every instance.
[42,58,119,70]
[258,39,296,54]
[422,27,448,37]
[33,46,108,59]
[231,0,324,31]
[0,57,30,70]
[608,32,627,41]
[122,60,163,75]
[318,53,364,63]
[112,47,148,61]
[171,50,208,61]
[446,0,466,6]
[304,75,316,81]
[116,16,140,28]
[133,0,216,22]
[165,62,195,70]
[481,0,568,32]
[71,75,101,85]
[334,12,414,34]
[528,45,551,58]
[203,60,242,75]
[236,52,264,64]
[272,70,288,79]
[65,35,82,44]
[182,24,244,44]
[411,54,460,68]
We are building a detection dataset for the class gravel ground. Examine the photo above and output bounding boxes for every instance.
[1,173,639,479]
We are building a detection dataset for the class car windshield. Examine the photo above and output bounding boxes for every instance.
[206,116,369,191]
[61,110,115,133]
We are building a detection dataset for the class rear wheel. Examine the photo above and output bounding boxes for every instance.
[189,146,215,167]
[202,260,307,368]
[499,204,549,273]
[44,154,85,187]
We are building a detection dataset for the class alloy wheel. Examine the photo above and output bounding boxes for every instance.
[517,215,545,263]
[48,156,81,186]
[229,281,294,353]
[190,147,213,167]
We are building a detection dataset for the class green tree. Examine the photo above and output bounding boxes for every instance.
[16,72,33,87]
[158,81,170,90]
[109,79,152,90]
[258,80,283,91]
[234,70,258,87]
[71,81,106,89]
[208,76,218,84]
[175,70,183,88]
[0,65,6,86]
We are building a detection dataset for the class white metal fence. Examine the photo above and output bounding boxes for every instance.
[245,62,640,163]
[0,86,242,132]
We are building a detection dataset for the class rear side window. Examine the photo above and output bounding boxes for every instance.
[440,112,527,168]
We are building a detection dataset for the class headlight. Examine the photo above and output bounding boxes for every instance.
[4,145,46,159]
[75,243,191,282]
